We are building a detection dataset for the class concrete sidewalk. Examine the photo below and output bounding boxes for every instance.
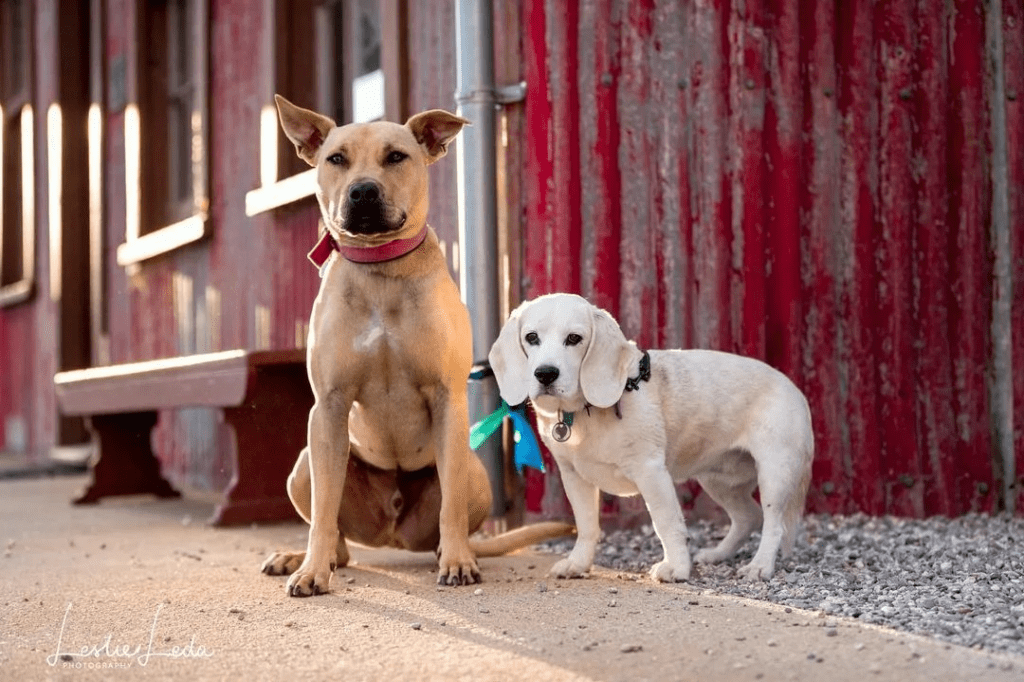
[0,475,1019,681]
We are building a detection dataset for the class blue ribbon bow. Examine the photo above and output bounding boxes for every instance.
[470,400,545,473]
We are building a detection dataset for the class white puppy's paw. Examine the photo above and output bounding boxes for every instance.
[737,560,774,582]
[649,559,691,583]
[549,558,591,579]
[693,547,729,564]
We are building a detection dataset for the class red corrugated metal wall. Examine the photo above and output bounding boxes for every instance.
[519,0,1024,518]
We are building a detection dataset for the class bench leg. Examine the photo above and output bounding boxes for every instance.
[211,366,313,526]
[74,412,181,504]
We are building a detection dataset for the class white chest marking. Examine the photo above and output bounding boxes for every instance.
[354,312,386,352]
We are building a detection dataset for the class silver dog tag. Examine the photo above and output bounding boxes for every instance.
[552,421,571,442]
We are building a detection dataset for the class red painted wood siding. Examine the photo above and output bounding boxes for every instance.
[520,0,1023,518]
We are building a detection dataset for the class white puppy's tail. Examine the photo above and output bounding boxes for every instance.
[780,439,814,558]
[469,522,576,557]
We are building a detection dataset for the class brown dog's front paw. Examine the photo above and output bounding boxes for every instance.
[437,564,481,586]
[286,564,333,597]
[437,548,481,586]
[261,551,305,576]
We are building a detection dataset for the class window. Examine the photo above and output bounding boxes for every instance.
[245,0,406,216]
[166,0,197,216]
[0,0,35,305]
[348,0,384,124]
[116,0,209,266]
[321,0,385,126]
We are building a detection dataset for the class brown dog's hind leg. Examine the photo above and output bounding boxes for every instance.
[261,447,351,576]
[286,447,313,523]
[261,550,305,576]
[392,466,443,552]
[336,454,405,547]
[261,542,350,576]
[465,453,494,534]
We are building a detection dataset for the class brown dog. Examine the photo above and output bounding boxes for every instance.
[261,96,571,596]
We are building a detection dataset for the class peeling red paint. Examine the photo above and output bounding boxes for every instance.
[799,0,844,513]
[948,0,995,512]
[581,0,623,317]
[874,0,920,516]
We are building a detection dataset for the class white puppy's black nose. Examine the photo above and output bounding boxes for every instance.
[534,365,560,386]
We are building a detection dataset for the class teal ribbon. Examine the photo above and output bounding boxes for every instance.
[470,400,545,473]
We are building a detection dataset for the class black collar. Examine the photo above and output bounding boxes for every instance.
[578,349,651,421]
[624,350,651,392]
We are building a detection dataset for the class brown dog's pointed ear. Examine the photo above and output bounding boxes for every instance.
[489,304,530,406]
[275,94,336,167]
[580,307,641,408]
[405,110,471,164]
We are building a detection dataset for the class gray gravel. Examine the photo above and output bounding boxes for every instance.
[540,512,1024,656]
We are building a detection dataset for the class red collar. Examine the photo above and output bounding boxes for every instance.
[307,225,428,269]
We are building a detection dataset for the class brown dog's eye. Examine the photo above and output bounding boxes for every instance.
[565,333,583,347]
[326,153,347,166]
[385,150,408,165]
[524,332,540,346]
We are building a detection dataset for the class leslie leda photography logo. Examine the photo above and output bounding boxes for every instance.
[46,602,214,669]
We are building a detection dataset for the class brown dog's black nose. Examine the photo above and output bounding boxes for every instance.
[348,181,381,205]
[534,365,560,386]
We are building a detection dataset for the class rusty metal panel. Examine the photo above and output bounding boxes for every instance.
[521,0,1021,518]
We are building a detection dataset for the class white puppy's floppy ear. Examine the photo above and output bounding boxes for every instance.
[489,304,530,406]
[580,307,642,408]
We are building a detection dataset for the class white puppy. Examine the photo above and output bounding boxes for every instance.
[489,294,813,582]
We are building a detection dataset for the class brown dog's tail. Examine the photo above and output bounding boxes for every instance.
[469,522,576,558]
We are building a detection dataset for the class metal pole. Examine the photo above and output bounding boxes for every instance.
[455,0,505,516]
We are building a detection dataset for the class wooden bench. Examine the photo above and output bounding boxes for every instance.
[53,349,313,526]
